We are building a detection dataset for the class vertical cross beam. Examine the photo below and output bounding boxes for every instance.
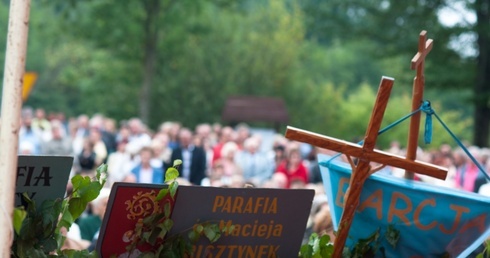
[331,77,394,257]
[405,31,433,180]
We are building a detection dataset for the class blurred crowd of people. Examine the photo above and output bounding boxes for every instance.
[18,107,323,190]
[16,106,490,250]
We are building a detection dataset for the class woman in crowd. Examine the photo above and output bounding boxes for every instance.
[274,147,309,188]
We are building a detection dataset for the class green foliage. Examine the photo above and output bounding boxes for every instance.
[298,233,334,258]
[299,225,401,258]
[343,225,400,258]
[385,224,400,249]
[311,82,473,150]
[476,239,490,258]
[151,0,307,127]
[68,165,107,219]
[345,228,381,258]
[11,164,108,258]
[0,0,477,144]
[126,159,233,257]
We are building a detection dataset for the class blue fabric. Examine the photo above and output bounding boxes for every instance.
[131,165,164,184]
[319,154,490,258]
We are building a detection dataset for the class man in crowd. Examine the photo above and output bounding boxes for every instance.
[170,128,207,185]
[41,120,73,156]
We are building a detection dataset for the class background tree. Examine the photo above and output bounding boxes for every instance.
[0,0,482,148]
[472,0,490,146]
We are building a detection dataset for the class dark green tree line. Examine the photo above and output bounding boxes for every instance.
[0,0,485,147]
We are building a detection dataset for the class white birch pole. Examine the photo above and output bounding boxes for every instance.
[0,0,31,256]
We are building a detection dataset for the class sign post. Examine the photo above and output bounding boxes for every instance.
[0,0,31,256]
[285,76,447,256]
[22,72,37,102]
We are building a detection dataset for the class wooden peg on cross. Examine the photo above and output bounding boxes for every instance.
[285,76,447,257]
[405,30,434,180]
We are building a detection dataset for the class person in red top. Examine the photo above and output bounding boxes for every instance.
[211,126,234,165]
[275,147,309,188]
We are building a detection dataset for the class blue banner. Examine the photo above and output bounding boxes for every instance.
[320,154,490,257]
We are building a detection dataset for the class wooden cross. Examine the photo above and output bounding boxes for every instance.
[405,30,434,179]
[285,76,447,257]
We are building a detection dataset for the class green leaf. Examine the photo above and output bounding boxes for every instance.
[19,217,35,240]
[96,163,108,185]
[156,188,169,201]
[26,247,48,257]
[148,227,162,245]
[320,245,334,258]
[78,181,103,203]
[203,224,221,243]
[188,230,200,243]
[21,192,37,214]
[319,234,330,246]
[61,249,76,257]
[169,181,178,199]
[203,227,216,242]
[157,225,168,239]
[155,244,165,257]
[350,228,381,257]
[58,206,74,230]
[312,253,322,258]
[173,159,182,167]
[165,167,179,182]
[299,244,313,258]
[40,198,63,225]
[312,235,320,254]
[68,197,86,219]
[225,224,235,234]
[13,207,27,235]
[195,224,204,234]
[163,218,174,231]
[142,213,164,225]
[142,231,151,242]
[70,175,89,196]
[178,237,189,256]
[164,201,171,218]
[41,237,58,253]
[308,233,318,245]
[160,247,180,258]
[68,173,106,221]
[385,224,400,248]
[135,221,144,236]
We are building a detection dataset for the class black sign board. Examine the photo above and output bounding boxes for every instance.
[15,155,73,207]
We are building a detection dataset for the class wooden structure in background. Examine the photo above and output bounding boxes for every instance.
[221,96,289,130]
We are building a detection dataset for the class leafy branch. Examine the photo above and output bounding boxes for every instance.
[299,224,400,258]
[299,233,334,258]
[476,239,490,258]
[125,159,233,257]
[11,164,108,258]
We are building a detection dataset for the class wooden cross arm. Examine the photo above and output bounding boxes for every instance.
[410,31,433,70]
[285,126,448,180]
